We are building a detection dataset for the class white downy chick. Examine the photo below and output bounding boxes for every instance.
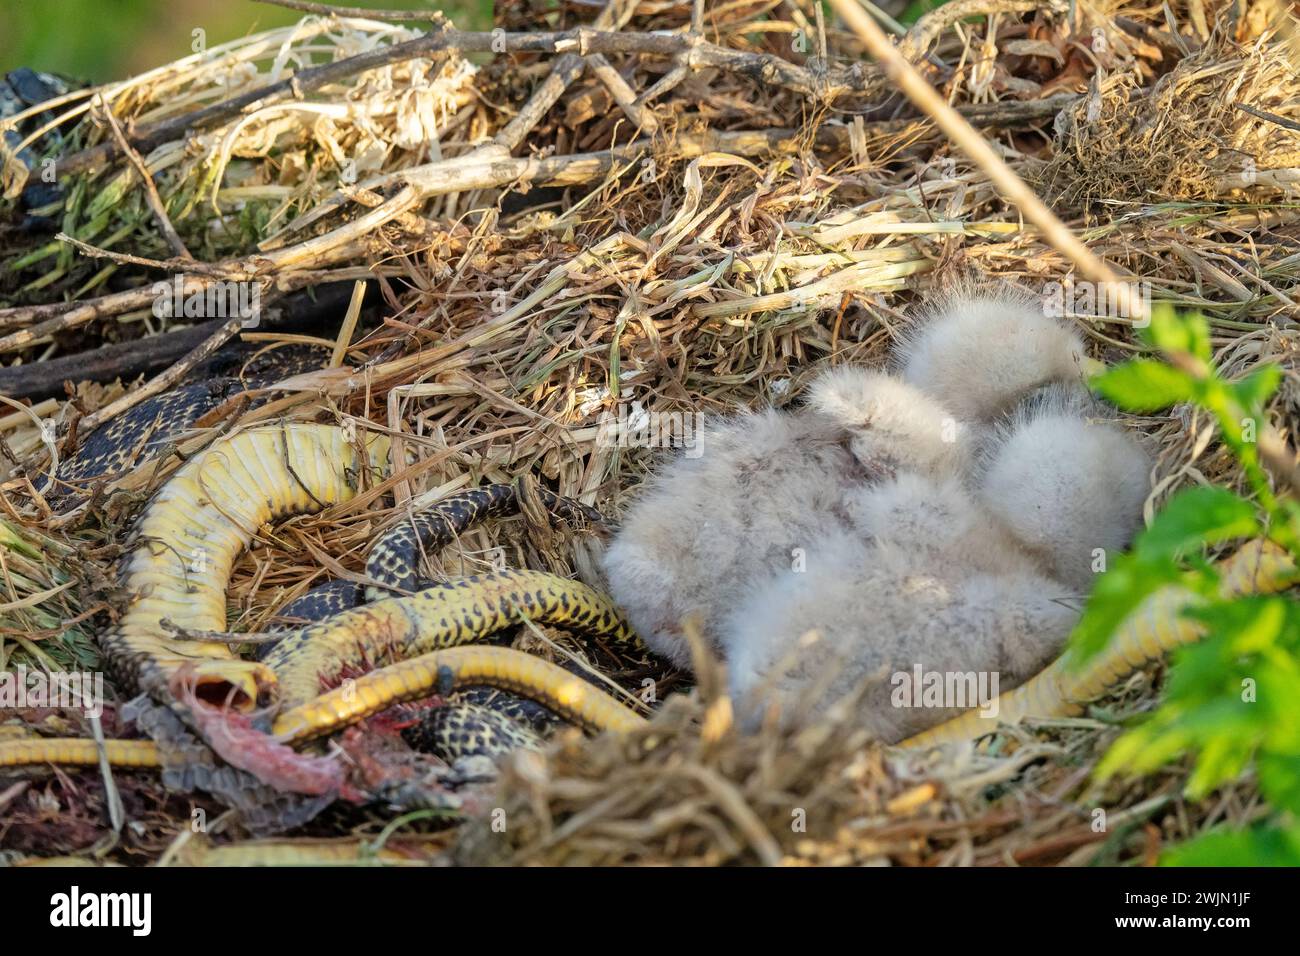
[722,473,1078,740]
[894,286,1088,422]
[723,390,1151,739]
[601,368,970,668]
[973,386,1151,594]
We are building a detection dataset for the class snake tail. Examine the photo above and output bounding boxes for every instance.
[0,738,162,768]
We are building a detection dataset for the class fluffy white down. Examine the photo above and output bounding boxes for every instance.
[718,412,1148,739]
[975,406,1151,593]
[721,500,1078,741]
[602,290,1148,742]
[895,290,1086,421]
[601,407,863,668]
[600,368,974,668]
[806,366,968,480]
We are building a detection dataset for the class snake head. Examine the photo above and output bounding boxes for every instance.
[167,659,279,713]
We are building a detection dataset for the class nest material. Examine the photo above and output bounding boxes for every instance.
[1041,25,1300,211]
[0,15,477,306]
[453,646,1258,866]
[0,0,1298,864]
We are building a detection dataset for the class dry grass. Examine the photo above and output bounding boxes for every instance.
[1040,26,1300,212]
[0,0,1297,864]
[455,648,1268,866]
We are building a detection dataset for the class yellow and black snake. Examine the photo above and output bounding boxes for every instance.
[48,345,329,495]
[7,406,649,825]
[3,375,1296,825]
[115,422,642,736]
[255,479,621,758]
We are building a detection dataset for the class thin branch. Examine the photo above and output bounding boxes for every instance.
[829,0,1143,318]
[56,233,239,277]
[0,284,185,353]
[588,54,659,134]
[831,0,1300,497]
[0,298,90,335]
[495,54,587,152]
[637,62,691,106]
[0,280,365,401]
[1235,103,1300,134]
[254,0,447,22]
[0,318,221,401]
[95,97,192,259]
[0,248,367,355]
[329,280,366,368]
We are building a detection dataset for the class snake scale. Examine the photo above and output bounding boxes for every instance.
[4,410,648,825]
[3,361,1296,824]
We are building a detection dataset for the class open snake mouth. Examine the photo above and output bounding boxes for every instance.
[169,664,345,797]
[192,677,255,710]
[171,659,279,714]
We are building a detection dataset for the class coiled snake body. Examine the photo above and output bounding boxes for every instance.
[5,417,647,819]
[3,396,1295,820]
[261,479,619,757]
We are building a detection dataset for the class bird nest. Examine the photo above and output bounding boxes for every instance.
[1039,25,1300,212]
[0,0,1297,865]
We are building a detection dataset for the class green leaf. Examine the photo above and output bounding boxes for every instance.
[1091,360,1197,412]
[1186,733,1254,798]
[1233,363,1282,412]
[1278,500,1300,545]
[1144,306,1212,362]
[1134,487,1258,561]
[1182,597,1286,657]
[1068,553,1181,662]
[1163,820,1300,866]
[1257,667,1300,750]
[1257,754,1300,814]
[1096,717,1193,779]
[1161,635,1240,699]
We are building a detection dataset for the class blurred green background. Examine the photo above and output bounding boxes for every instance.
[1,0,494,82]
